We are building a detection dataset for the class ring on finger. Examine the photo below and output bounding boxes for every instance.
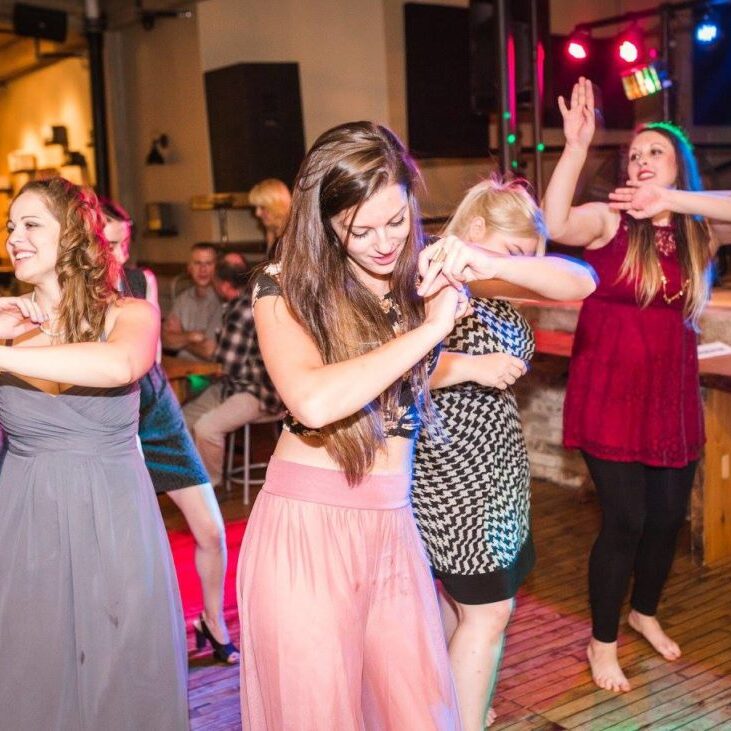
[432,246,447,264]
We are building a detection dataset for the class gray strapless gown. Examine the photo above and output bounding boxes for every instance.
[0,375,189,730]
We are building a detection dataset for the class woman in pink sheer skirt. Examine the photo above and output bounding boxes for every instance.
[237,121,518,730]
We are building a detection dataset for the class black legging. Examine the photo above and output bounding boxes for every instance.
[582,452,697,643]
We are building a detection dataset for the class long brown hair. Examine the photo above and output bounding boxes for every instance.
[276,121,430,484]
[14,177,120,342]
[619,123,713,324]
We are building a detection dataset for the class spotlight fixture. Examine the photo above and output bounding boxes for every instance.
[616,23,645,65]
[136,0,193,31]
[621,62,670,100]
[695,9,721,46]
[566,29,590,61]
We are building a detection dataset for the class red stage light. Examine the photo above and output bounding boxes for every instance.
[616,23,645,65]
[568,41,588,59]
[566,30,590,61]
[618,39,639,63]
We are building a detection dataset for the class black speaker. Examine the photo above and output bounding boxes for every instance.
[204,63,306,192]
[404,3,489,158]
[693,5,731,126]
[13,3,67,43]
[469,0,551,116]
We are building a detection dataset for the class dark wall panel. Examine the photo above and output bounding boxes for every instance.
[405,1,551,158]
[405,3,490,158]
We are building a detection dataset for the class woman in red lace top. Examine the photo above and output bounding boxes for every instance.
[543,77,730,694]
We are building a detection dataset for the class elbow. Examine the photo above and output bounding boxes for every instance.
[545,220,567,242]
[113,354,153,387]
[108,360,136,387]
[287,393,333,430]
[578,263,599,298]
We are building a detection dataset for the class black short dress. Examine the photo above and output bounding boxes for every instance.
[412,297,536,604]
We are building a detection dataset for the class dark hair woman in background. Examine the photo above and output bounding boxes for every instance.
[544,77,731,693]
[102,199,239,664]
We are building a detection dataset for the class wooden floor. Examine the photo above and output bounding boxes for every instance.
[165,432,731,730]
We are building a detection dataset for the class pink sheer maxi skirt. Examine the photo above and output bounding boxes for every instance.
[237,457,461,730]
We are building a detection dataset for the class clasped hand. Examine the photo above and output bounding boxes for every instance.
[418,235,508,335]
[417,235,502,297]
[0,296,50,339]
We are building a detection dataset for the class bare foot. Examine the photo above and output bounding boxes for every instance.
[587,638,631,693]
[628,609,681,661]
[486,707,497,727]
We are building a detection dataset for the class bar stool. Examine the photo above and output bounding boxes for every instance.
[224,413,283,505]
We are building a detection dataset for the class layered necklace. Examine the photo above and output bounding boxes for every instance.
[659,273,688,304]
[30,291,65,339]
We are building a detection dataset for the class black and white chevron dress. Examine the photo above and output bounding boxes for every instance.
[412,297,536,604]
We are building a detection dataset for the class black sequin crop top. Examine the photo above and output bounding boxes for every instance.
[252,265,437,439]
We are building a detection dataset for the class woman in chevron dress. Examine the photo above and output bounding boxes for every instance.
[412,177,597,730]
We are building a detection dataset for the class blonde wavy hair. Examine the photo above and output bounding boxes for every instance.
[14,177,120,343]
[619,122,713,325]
[249,178,292,234]
[445,174,547,254]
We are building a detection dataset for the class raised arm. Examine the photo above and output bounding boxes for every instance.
[0,298,158,387]
[468,254,597,301]
[417,237,596,302]
[254,286,465,429]
[543,77,617,248]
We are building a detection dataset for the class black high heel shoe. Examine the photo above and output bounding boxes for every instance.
[193,614,239,664]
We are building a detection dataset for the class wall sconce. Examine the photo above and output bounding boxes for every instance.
[146,134,169,165]
[42,124,87,168]
[44,125,69,149]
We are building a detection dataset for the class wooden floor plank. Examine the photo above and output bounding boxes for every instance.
[161,446,731,730]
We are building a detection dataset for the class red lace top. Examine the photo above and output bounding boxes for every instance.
[563,215,704,467]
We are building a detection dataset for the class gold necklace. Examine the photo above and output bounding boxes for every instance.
[30,291,65,339]
[659,273,689,304]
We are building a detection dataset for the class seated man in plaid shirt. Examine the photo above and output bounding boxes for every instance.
[183,255,282,486]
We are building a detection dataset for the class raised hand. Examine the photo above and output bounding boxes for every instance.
[608,183,668,219]
[0,296,49,339]
[558,76,595,151]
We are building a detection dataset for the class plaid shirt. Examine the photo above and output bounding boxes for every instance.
[214,291,282,413]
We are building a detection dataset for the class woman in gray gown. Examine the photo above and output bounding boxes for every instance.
[0,177,189,730]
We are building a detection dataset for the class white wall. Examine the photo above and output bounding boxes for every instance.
[106,7,216,264]
[102,0,728,262]
[198,0,391,144]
